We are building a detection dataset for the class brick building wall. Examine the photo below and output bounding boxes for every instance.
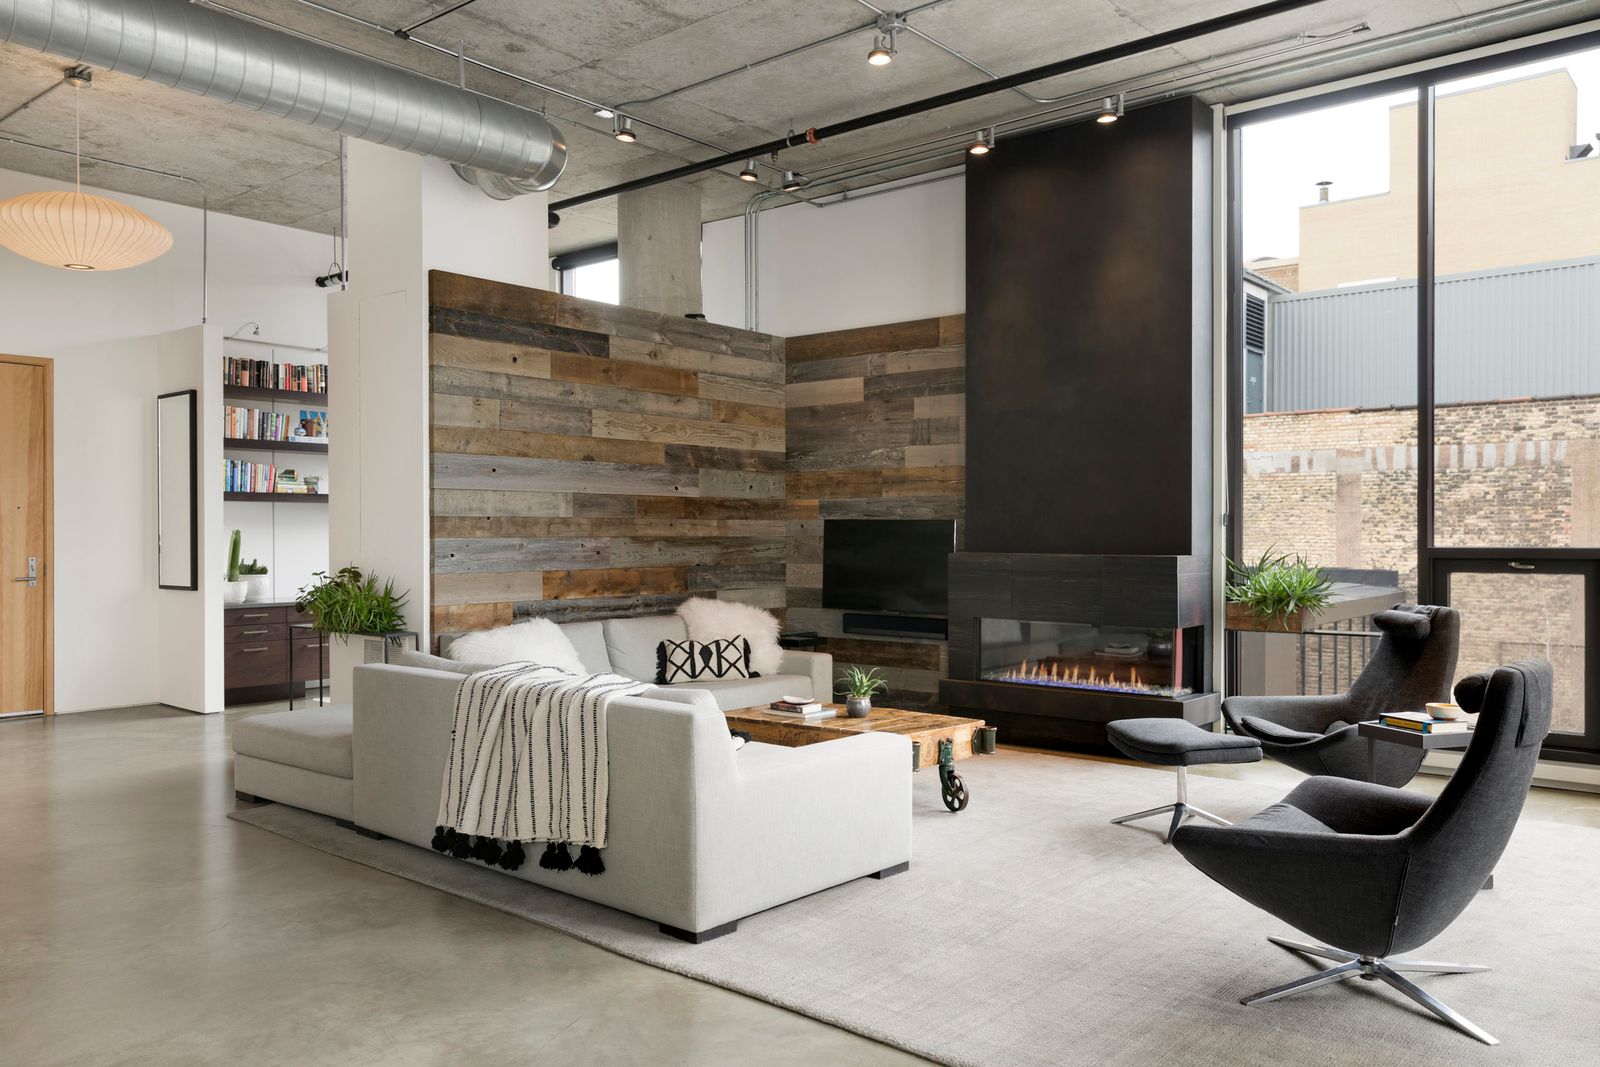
[1243,395,1598,731]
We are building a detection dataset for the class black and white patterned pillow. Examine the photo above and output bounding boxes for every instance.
[656,636,756,684]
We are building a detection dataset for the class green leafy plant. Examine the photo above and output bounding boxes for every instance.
[238,558,268,576]
[225,529,242,583]
[295,566,408,642]
[838,665,890,700]
[1225,548,1333,623]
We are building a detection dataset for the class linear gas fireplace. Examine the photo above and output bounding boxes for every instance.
[979,619,1199,697]
[940,554,1220,749]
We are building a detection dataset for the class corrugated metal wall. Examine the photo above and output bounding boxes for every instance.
[1264,255,1600,411]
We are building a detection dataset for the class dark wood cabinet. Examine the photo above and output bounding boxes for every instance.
[223,602,327,705]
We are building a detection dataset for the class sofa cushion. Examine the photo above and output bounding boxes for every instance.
[603,615,688,681]
[232,705,354,779]
[656,637,754,684]
[662,673,815,710]
[559,620,612,674]
[641,685,721,711]
[444,618,586,672]
[677,597,783,676]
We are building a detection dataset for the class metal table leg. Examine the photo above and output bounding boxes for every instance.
[1366,737,1378,783]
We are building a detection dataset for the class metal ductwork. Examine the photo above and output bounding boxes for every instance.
[0,0,567,194]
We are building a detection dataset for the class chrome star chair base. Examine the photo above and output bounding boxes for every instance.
[1108,765,1232,843]
[1242,936,1497,1046]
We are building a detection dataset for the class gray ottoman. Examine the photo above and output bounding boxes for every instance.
[1105,718,1262,843]
[233,705,354,822]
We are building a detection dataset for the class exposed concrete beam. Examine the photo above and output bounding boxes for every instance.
[618,183,703,317]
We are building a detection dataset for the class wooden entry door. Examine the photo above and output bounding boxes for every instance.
[0,355,52,716]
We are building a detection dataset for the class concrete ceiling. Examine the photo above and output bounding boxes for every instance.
[0,0,1596,254]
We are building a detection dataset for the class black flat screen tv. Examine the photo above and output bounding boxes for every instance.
[822,519,954,616]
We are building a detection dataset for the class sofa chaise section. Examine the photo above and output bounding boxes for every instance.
[351,662,912,940]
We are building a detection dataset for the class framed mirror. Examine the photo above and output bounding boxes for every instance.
[157,389,198,590]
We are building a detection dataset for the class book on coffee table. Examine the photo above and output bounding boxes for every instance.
[1379,710,1474,734]
[769,698,829,718]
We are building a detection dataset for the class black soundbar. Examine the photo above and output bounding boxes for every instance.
[841,613,948,640]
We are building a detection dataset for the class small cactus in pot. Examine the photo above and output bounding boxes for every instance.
[838,665,889,719]
[222,530,249,605]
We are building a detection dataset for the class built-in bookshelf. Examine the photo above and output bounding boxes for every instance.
[221,343,330,503]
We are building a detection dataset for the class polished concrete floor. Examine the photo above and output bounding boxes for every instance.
[4,705,1597,1067]
[0,704,927,1067]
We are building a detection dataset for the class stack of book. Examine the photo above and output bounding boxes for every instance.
[769,698,831,719]
[1379,710,1475,734]
[224,357,328,393]
[224,458,276,494]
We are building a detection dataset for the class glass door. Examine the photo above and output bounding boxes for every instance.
[1432,558,1597,757]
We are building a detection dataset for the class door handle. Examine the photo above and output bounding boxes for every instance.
[11,556,37,587]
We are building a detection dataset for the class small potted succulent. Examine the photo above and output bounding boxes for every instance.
[837,665,890,719]
[1225,548,1334,633]
[239,558,270,602]
[222,529,249,605]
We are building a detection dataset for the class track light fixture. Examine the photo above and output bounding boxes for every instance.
[968,128,995,156]
[738,159,760,182]
[612,114,637,142]
[781,170,807,193]
[867,12,903,65]
[1096,93,1125,124]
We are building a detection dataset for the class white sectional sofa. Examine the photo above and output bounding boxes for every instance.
[351,659,912,940]
[233,615,913,942]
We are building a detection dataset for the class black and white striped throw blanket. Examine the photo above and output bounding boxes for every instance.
[431,663,653,876]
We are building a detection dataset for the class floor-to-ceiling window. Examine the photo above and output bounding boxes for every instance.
[1230,33,1600,761]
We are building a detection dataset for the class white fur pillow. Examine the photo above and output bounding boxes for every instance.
[445,618,587,674]
[676,597,782,676]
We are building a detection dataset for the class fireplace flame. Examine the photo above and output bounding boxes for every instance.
[983,658,1190,698]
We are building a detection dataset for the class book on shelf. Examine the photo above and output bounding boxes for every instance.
[223,356,327,393]
[1379,710,1475,734]
[224,457,276,494]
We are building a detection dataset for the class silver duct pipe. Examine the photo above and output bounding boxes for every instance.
[0,0,567,193]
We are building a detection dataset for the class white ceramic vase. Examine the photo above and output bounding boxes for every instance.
[222,580,249,605]
[245,574,271,602]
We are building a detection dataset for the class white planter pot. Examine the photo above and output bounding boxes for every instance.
[244,574,271,602]
[222,580,249,605]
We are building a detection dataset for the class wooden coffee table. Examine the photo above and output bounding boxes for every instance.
[723,704,996,812]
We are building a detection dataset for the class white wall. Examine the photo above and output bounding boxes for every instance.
[0,165,332,712]
[701,173,967,337]
[327,145,549,700]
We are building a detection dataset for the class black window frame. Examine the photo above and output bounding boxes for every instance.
[1224,27,1600,764]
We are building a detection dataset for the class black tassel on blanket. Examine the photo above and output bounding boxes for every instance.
[575,845,605,876]
[434,830,591,874]
[540,842,574,871]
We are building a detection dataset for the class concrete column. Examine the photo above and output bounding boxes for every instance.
[326,140,548,700]
[618,182,703,316]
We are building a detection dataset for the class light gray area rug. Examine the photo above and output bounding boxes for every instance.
[230,751,1600,1067]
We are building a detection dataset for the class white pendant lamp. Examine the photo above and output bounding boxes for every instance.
[0,75,173,272]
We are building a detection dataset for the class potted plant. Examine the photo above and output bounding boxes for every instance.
[837,665,890,718]
[295,565,408,644]
[222,529,249,605]
[239,558,270,602]
[1225,548,1334,633]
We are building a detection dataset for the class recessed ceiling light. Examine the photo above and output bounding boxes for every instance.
[968,128,995,155]
[738,159,760,182]
[1096,94,1124,125]
[613,114,636,143]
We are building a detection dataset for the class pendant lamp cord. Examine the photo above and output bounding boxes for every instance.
[73,83,81,193]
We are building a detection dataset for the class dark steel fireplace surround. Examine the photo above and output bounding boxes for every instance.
[939,555,1221,748]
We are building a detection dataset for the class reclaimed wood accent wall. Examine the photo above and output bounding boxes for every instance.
[428,271,791,642]
[783,316,966,699]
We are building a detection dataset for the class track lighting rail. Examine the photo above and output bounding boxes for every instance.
[549,0,1326,212]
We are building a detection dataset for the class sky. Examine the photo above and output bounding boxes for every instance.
[1241,46,1600,263]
